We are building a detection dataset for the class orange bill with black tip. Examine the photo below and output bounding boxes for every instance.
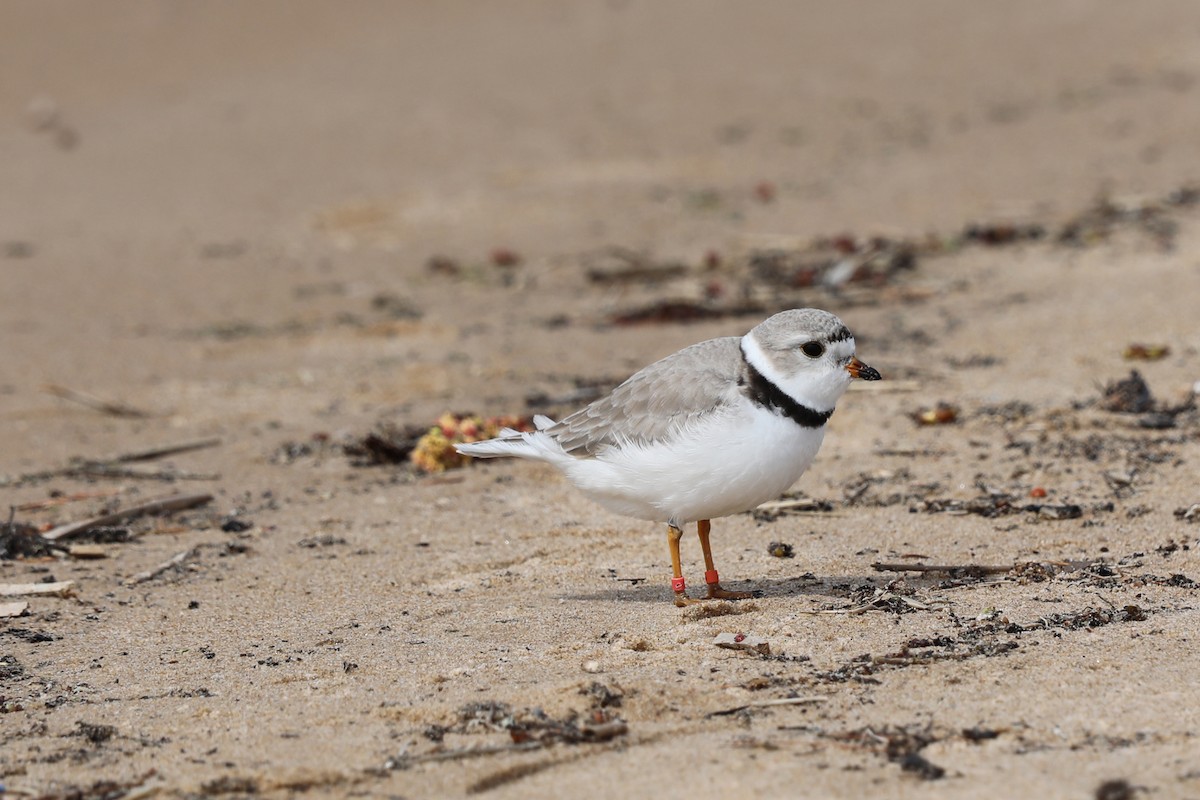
[847,357,882,381]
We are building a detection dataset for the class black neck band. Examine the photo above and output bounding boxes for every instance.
[742,350,833,429]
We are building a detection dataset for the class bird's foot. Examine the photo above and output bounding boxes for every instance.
[673,592,700,608]
[705,583,755,601]
[671,585,755,606]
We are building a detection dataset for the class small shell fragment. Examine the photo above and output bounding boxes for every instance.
[912,403,959,425]
[0,601,29,618]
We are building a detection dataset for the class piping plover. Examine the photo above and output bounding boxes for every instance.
[456,308,881,606]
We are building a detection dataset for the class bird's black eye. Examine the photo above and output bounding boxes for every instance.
[800,341,825,358]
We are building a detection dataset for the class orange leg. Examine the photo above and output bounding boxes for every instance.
[697,519,753,601]
[667,520,754,605]
[667,523,692,607]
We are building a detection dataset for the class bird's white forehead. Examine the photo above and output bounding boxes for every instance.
[829,337,857,361]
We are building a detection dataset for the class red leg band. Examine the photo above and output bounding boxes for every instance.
[671,576,686,593]
[704,569,720,586]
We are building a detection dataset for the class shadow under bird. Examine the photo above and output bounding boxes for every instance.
[456,308,882,607]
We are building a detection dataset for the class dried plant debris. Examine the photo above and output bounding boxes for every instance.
[827,724,945,780]
[1094,779,1138,800]
[596,184,1200,330]
[961,222,1045,245]
[876,557,1196,591]
[344,413,533,472]
[912,402,959,426]
[709,695,825,718]
[0,653,26,682]
[72,720,117,745]
[767,541,795,558]
[298,534,348,549]
[580,681,624,709]
[749,236,917,291]
[0,514,56,560]
[4,627,59,645]
[427,254,461,276]
[121,539,250,587]
[608,299,764,326]
[873,562,1014,579]
[814,582,943,616]
[44,383,154,418]
[182,289,422,339]
[1154,538,1191,556]
[1174,504,1200,523]
[42,493,213,541]
[272,433,343,464]
[507,710,627,746]
[343,422,428,465]
[1099,371,1155,414]
[199,775,260,796]
[745,187,1197,298]
[947,353,1004,369]
[814,599,1158,687]
[1057,191,1196,250]
[370,292,422,320]
[583,246,690,285]
[386,701,627,770]
[1091,371,1197,430]
[753,494,835,521]
[1123,343,1170,361]
[26,770,161,800]
[411,413,534,473]
[3,438,222,487]
[912,493,1106,520]
[841,470,924,508]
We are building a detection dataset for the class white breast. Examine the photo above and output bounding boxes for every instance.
[558,400,826,524]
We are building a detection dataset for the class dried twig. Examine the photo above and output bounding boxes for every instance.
[108,437,222,463]
[43,492,213,541]
[3,438,223,486]
[795,590,942,616]
[466,728,636,794]
[754,497,831,514]
[0,580,76,597]
[16,489,125,512]
[389,741,544,768]
[584,247,690,285]
[125,547,199,586]
[872,562,1013,577]
[708,696,826,718]
[872,653,973,667]
[44,383,154,418]
[68,544,109,559]
[67,463,220,481]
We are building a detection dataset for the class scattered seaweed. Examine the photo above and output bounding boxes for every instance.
[827,724,945,780]
[385,700,628,772]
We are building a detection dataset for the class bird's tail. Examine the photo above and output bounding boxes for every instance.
[454,415,562,461]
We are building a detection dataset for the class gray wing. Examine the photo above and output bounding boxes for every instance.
[547,336,746,456]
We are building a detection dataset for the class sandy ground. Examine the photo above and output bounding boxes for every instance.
[3,2,1200,798]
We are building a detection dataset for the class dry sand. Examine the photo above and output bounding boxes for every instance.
[2,3,1200,798]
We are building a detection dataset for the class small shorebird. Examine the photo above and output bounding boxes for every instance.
[457,308,881,606]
